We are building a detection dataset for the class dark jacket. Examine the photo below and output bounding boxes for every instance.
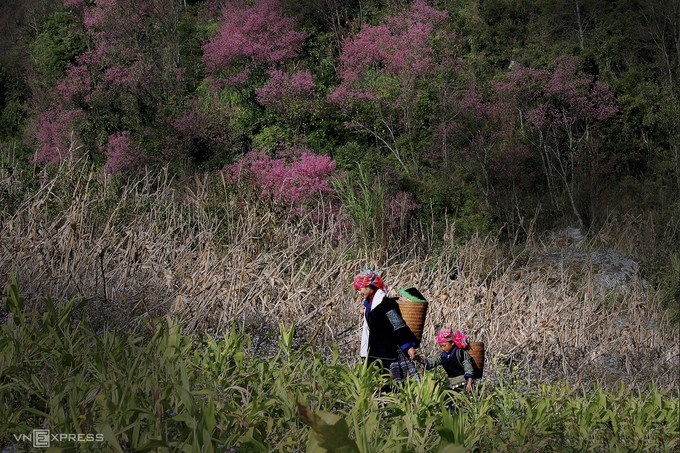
[365,296,418,361]
[425,347,474,379]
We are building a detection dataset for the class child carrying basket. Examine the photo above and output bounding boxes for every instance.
[420,328,485,392]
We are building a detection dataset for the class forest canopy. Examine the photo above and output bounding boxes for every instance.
[0,0,678,237]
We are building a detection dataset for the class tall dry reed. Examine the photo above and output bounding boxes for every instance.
[0,158,677,388]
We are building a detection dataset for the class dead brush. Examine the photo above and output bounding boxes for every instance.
[0,160,677,388]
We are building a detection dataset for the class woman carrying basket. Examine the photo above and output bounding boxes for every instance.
[354,269,420,384]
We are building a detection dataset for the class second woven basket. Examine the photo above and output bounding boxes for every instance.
[396,287,428,342]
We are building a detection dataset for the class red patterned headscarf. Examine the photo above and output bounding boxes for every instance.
[437,327,468,349]
[436,327,454,344]
[353,269,387,291]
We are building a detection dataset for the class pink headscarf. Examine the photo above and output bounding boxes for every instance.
[437,327,468,349]
[353,269,387,292]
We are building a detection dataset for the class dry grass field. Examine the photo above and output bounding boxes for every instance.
[1,158,677,389]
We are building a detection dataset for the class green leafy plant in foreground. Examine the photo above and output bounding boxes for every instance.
[1,280,678,452]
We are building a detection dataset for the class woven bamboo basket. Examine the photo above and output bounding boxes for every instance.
[397,287,428,342]
[468,342,485,378]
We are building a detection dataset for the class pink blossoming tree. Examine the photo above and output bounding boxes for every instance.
[35,108,85,163]
[329,1,457,175]
[102,131,145,174]
[33,0,190,167]
[202,0,306,86]
[497,56,618,227]
[454,56,619,228]
[202,0,318,149]
[221,148,337,217]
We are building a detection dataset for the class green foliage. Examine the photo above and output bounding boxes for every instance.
[332,142,371,171]
[0,100,27,140]
[30,10,86,82]
[475,0,533,64]
[1,281,678,451]
[252,125,291,152]
[418,173,495,241]
[333,166,388,252]
[177,10,212,91]
[298,404,360,453]
[0,147,36,216]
